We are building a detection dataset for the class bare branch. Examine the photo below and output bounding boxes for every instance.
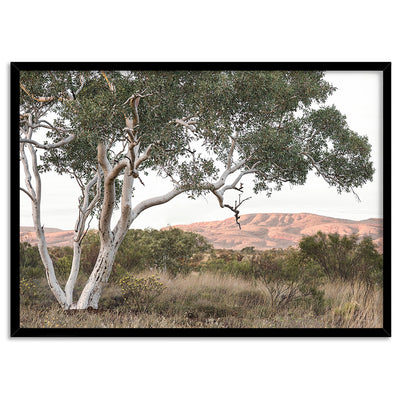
[211,189,251,229]
[29,119,70,134]
[75,74,86,96]
[20,187,36,202]
[301,152,360,201]
[169,117,198,132]
[122,91,153,106]
[131,187,185,221]
[100,71,115,92]
[20,134,75,150]
[134,144,153,169]
[209,160,260,229]
[227,132,239,169]
[20,83,57,103]
[219,167,259,197]
[224,194,251,229]
[74,170,102,242]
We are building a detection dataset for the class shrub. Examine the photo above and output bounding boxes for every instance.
[20,277,38,305]
[20,242,43,279]
[20,277,37,297]
[113,228,213,276]
[80,231,101,276]
[299,232,383,285]
[118,274,165,312]
[252,249,325,311]
[241,246,256,254]
[202,258,253,279]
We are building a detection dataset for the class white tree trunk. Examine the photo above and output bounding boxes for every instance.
[65,241,82,308]
[21,139,67,308]
[76,241,120,309]
[35,222,67,307]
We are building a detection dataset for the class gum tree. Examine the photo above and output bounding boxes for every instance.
[19,69,374,309]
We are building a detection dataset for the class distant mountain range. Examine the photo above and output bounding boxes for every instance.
[164,213,383,253]
[20,213,383,252]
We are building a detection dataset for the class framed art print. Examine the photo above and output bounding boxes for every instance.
[11,62,391,337]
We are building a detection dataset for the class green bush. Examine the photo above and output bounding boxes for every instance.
[20,242,43,279]
[299,232,383,285]
[80,231,101,276]
[252,249,325,311]
[202,258,253,278]
[113,228,212,276]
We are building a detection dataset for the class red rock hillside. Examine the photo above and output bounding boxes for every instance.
[20,213,383,253]
[20,227,75,248]
[164,213,383,253]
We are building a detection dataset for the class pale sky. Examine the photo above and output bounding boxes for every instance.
[19,71,383,230]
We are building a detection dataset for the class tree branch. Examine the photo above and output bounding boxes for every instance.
[301,151,360,201]
[20,145,36,201]
[20,83,57,103]
[100,71,115,92]
[74,170,102,241]
[227,132,239,169]
[134,144,153,169]
[213,159,247,190]
[20,134,75,150]
[20,187,36,202]
[131,187,186,221]
[169,117,198,132]
[209,161,259,229]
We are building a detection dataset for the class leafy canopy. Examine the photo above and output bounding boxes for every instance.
[20,70,374,199]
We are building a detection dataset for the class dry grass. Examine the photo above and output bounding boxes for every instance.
[323,280,383,328]
[19,271,383,329]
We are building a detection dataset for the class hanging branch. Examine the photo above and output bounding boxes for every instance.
[212,183,251,229]
[223,193,251,229]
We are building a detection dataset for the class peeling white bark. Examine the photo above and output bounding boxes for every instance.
[65,242,81,308]
[76,243,119,309]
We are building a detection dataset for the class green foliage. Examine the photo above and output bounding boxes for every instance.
[115,228,212,276]
[20,70,374,205]
[203,257,254,279]
[251,249,325,311]
[241,246,256,253]
[80,231,101,276]
[20,277,37,298]
[299,232,383,285]
[118,274,165,312]
[48,246,73,281]
[20,242,44,279]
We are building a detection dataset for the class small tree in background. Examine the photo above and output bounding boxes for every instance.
[299,232,383,286]
[115,228,212,276]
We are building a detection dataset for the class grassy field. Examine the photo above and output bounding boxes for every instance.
[20,271,383,329]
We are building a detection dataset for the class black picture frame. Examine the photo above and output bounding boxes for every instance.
[11,62,391,337]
